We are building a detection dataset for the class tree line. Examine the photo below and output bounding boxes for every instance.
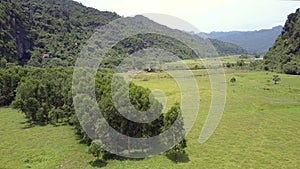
[0,63,187,163]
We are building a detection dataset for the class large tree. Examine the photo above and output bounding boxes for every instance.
[164,103,188,163]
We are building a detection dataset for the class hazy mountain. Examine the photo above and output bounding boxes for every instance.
[93,15,219,68]
[94,15,249,69]
[264,9,300,75]
[208,39,247,55]
[199,26,283,53]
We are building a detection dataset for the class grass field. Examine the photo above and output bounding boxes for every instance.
[1,69,299,168]
[0,108,97,169]
[163,55,254,70]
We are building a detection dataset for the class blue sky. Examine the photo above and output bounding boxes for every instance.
[74,0,300,33]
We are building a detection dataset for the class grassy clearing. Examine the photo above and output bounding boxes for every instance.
[219,55,250,63]
[132,70,300,168]
[0,70,299,168]
[163,55,254,70]
[0,108,95,169]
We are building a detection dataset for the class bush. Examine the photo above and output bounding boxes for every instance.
[230,77,236,83]
[273,75,281,84]
[283,62,299,75]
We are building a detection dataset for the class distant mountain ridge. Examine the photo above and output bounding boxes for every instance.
[199,26,283,53]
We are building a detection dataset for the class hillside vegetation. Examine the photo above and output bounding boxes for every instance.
[264,8,300,75]
[0,0,249,67]
[208,38,247,55]
[0,0,119,65]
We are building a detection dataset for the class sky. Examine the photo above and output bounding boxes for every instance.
[73,0,300,33]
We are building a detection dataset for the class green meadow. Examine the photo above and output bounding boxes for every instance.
[1,63,299,168]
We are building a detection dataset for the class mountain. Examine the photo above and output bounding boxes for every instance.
[87,15,220,68]
[91,15,248,69]
[264,9,300,75]
[0,0,119,65]
[0,0,247,67]
[208,39,247,55]
[200,26,283,53]
[0,0,32,63]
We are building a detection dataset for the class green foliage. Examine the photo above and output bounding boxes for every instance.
[209,38,248,55]
[0,0,120,65]
[112,33,198,59]
[282,61,299,74]
[11,66,178,161]
[0,66,28,106]
[0,58,7,68]
[236,59,245,68]
[164,103,188,163]
[221,55,264,71]
[273,75,281,84]
[249,60,264,70]
[230,77,236,83]
[86,71,165,155]
[165,139,189,163]
[0,0,32,63]
[264,9,300,75]
[88,141,103,160]
[12,67,74,124]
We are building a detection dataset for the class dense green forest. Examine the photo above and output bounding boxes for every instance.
[0,0,119,65]
[264,8,300,75]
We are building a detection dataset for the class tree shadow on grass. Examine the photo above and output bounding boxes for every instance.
[20,120,36,129]
[20,121,48,129]
[89,159,108,168]
[20,119,68,129]
[103,153,144,161]
[88,152,145,168]
[166,152,190,163]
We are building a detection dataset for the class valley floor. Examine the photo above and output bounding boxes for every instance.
[0,71,299,169]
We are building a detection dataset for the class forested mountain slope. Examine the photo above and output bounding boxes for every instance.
[264,9,300,75]
[0,0,119,65]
